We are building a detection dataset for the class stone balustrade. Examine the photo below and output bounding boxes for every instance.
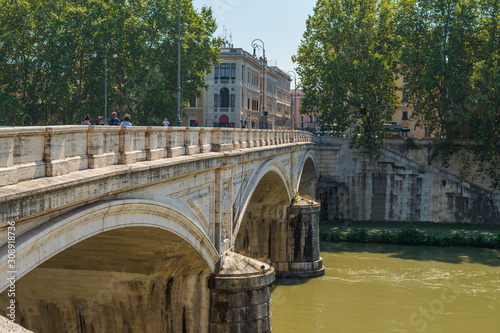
[0,126,313,187]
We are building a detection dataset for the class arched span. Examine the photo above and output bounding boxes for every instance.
[0,199,219,293]
[232,159,293,242]
[296,150,319,199]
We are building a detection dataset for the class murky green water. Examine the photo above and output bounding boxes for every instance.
[272,242,500,333]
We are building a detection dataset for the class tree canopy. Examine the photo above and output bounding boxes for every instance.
[295,0,500,188]
[294,0,400,151]
[0,0,222,126]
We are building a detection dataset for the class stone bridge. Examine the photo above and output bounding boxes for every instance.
[0,126,323,332]
[1,126,499,333]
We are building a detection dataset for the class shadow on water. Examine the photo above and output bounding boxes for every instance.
[321,242,500,267]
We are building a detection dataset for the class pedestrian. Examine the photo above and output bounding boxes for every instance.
[163,118,169,127]
[81,114,91,125]
[121,114,132,126]
[107,112,120,126]
[95,116,104,125]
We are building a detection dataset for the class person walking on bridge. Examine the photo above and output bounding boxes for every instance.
[108,112,120,126]
[121,114,132,126]
[81,114,91,125]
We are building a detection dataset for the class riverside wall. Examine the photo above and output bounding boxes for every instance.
[316,137,500,225]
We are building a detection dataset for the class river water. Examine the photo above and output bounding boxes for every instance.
[272,242,500,333]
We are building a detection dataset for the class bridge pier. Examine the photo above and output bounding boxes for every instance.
[209,252,274,333]
[235,199,324,280]
[273,200,325,278]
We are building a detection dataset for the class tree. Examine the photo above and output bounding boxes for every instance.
[397,0,500,188]
[0,0,222,126]
[294,0,400,151]
[467,0,500,188]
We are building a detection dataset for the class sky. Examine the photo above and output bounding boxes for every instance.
[191,0,317,88]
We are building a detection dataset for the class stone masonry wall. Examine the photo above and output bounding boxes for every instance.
[317,138,500,225]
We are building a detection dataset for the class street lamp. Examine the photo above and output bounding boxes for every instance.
[287,70,297,130]
[105,39,118,123]
[251,39,266,129]
[176,0,182,127]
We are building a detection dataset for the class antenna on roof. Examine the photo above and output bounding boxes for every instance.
[222,25,228,46]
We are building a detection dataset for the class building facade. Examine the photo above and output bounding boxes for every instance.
[184,45,292,129]
[291,89,319,131]
[290,80,429,138]
[392,74,428,138]
[269,66,292,129]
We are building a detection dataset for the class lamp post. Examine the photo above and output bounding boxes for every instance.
[104,39,118,124]
[287,70,297,130]
[251,39,266,129]
[176,0,182,127]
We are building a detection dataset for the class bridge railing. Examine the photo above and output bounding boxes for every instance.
[0,126,313,187]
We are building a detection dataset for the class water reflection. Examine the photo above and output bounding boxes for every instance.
[272,243,500,333]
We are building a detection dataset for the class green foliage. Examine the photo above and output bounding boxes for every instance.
[377,230,398,244]
[344,228,369,243]
[492,232,500,248]
[294,0,500,188]
[396,0,500,189]
[320,225,500,249]
[320,229,343,242]
[403,137,419,150]
[397,225,426,245]
[0,0,222,125]
[294,0,400,152]
[469,233,489,247]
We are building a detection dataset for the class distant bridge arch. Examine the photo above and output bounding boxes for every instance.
[232,158,293,242]
[297,150,319,199]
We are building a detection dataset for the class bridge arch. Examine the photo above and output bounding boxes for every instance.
[232,158,293,242]
[232,159,292,262]
[2,199,218,289]
[296,150,319,199]
[1,199,219,332]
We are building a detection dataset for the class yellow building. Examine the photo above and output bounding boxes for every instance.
[392,75,428,139]
[288,76,429,138]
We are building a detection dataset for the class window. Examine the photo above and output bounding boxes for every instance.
[231,64,236,79]
[230,94,235,108]
[190,97,197,107]
[300,116,304,122]
[252,99,259,111]
[309,116,313,123]
[214,94,219,107]
[220,88,229,107]
[247,98,250,109]
[402,91,409,103]
[402,111,408,120]
[220,64,230,79]
[214,65,219,80]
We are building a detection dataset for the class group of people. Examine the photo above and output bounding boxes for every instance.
[81,112,133,126]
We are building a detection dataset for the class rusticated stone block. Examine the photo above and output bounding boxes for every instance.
[275,200,324,279]
[210,252,274,333]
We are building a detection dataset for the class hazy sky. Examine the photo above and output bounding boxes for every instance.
[191,0,317,87]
